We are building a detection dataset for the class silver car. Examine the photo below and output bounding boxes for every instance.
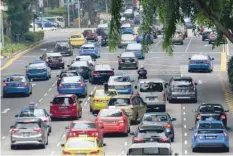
[10,118,49,149]
[172,31,184,45]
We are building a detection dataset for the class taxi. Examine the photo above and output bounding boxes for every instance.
[61,136,105,156]
[69,33,86,47]
[89,89,118,113]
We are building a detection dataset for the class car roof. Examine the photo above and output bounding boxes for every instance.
[20,108,43,112]
[191,54,208,60]
[28,62,46,67]
[95,64,112,71]
[16,117,42,123]
[126,43,142,50]
[120,52,135,57]
[111,95,131,98]
[172,76,192,80]
[47,52,62,57]
[108,75,131,84]
[76,55,92,59]
[199,103,223,107]
[71,61,88,67]
[139,78,165,83]
[129,142,171,149]
[81,43,95,48]
[55,94,74,98]
[62,76,82,82]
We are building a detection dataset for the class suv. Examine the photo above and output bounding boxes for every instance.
[96,28,108,46]
[40,52,64,69]
[54,41,73,56]
[118,52,138,70]
[82,29,98,41]
[135,79,167,112]
[167,76,198,103]
[10,118,49,149]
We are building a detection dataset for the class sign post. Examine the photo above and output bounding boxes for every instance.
[0,2,8,50]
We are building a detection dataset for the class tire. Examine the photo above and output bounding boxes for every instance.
[160,105,166,112]
[188,69,192,72]
[192,147,197,152]
[25,92,30,97]
[118,66,121,70]
[11,145,16,150]
[225,147,229,152]
[168,98,174,103]
[171,133,175,142]
[2,92,7,98]
[46,137,48,145]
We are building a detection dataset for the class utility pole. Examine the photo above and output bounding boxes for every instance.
[77,0,81,28]
[67,0,70,27]
[105,0,108,22]
[0,1,7,50]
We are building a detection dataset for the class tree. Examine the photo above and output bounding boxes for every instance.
[109,0,233,55]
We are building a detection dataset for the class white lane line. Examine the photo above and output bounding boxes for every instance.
[2,136,5,139]
[154,39,163,47]
[87,97,90,101]
[183,118,186,121]
[52,83,56,87]
[121,151,125,155]
[48,88,52,92]
[2,108,10,114]
[183,106,185,110]
[184,132,187,136]
[32,83,36,87]
[226,43,229,56]
[184,125,187,128]
[84,102,87,107]
[44,93,48,97]
[124,142,127,146]
[57,141,61,147]
[39,98,43,103]
[185,150,188,154]
[62,134,66,138]
[183,112,186,115]
[35,103,38,106]
[181,74,183,77]
[198,80,203,84]
[185,37,193,52]
[90,87,96,95]
[50,151,54,155]
[184,140,187,145]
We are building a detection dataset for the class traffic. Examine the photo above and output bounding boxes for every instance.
[1,3,231,156]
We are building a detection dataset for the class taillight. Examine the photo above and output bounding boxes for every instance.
[94,99,102,102]
[133,137,144,143]
[91,132,99,137]
[204,60,210,64]
[58,78,62,81]
[33,128,42,133]
[196,114,202,120]
[62,150,72,155]
[93,71,99,76]
[3,83,7,87]
[11,129,19,133]
[78,83,84,87]
[164,124,171,128]
[159,137,169,142]
[163,93,166,101]
[59,84,64,88]
[90,150,99,155]
[26,69,30,72]
[220,114,226,119]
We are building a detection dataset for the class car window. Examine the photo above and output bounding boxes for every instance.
[76,57,91,61]
[132,97,140,105]
[127,44,141,50]
[95,65,112,71]
[129,148,170,155]
[198,123,223,129]
[19,109,45,117]
[52,97,74,104]
[143,114,168,122]
[82,46,95,50]
[60,72,78,78]
[121,34,134,40]
[66,139,95,149]
[49,56,62,60]
[6,76,25,82]
[199,105,224,113]
[28,63,46,68]
[99,109,122,117]
[56,42,70,48]
[140,82,163,92]
[171,79,193,87]
[62,77,82,83]
[198,130,224,134]
[113,76,130,82]
[15,123,40,129]
[71,123,96,130]
[108,98,130,106]
[71,35,82,38]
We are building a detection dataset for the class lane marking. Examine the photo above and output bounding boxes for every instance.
[183,106,185,110]
[184,125,187,128]
[124,142,127,146]
[32,83,36,87]
[90,87,96,95]
[2,108,10,114]
[48,88,52,92]
[52,83,56,87]
[44,93,48,97]
[39,98,43,103]
[183,112,186,115]
[2,136,5,139]
[198,80,203,84]
[35,103,38,106]
[50,151,54,155]
[226,43,229,56]
[87,97,90,101]
[57,141,61,147]
[154,39,163,47]
[184,140,187,145]
[84,102,87,107]
[184,132,187,136]
[185,37,193,52]
[185,150,188,154]
[62,134,66,138]
[183,118,186,121]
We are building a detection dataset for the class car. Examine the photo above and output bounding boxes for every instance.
[79,43,100,58]
[56,70,81,88]
[135,79,167,112]
[10,118,49,149]
[89,88,118,113]
[83,29,98,41]
[2,75,32,97]
[67,61,92,79]
[172,31,184,45]
[69,33,86,47]
[53,40,73,56]
[126,43,145,59]
[123,9,134,19]
[65,120,104,144]
[136,34,154,44]
[95,108,130,135]
[107,95,147,123]
[191,120,229,152]
[29,59,45,65]
[208,32,226,44]
[58,76,87,97]
[49,94,83,120]
[96,27,108,46]
[119,34,135,48]
[74,55,96,66]
[118,52,139,70]
[108,75,134,94]
[166,76,198,103]
[61,136,105,155]
[202,28,212,41]
[137,112,176,142]
[134,15,140,25]
[188,54,214,72]
[193,103,229,127]
[127,142,175,155]
[25,62,51,81]
[121,27,134,34]
[40,52,65,69]
[89,64,115,84]
[15,104,52,134]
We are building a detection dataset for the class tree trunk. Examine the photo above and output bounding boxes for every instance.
[194,0,233,43]
[5,19,11,37]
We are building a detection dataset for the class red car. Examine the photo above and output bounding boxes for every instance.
[49,94,82,120]
[95,108,130,136]
[82,29,98,41]
[65,120,104,143]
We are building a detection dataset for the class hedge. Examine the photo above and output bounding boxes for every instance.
[227,56,233,88]
[24,31,44,42]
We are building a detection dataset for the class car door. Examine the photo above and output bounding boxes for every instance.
[131,96,141,119]
[136,96,146,118]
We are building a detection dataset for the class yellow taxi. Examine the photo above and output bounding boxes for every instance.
[89,89,117,113]
[61,136,105,156]
[69,33,86,47]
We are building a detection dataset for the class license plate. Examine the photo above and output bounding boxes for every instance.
[59,106,67,109]
[206,136,216,139]
[23,132,30,137]
[147,97,157,101]
[75,154,86,156]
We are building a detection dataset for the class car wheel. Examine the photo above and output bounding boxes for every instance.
[2,92,7,98]
[192,147,197,152]
[49,126,52,133]
[202,38,205,41]
[118,66,121,70]
[188,69,192,72]
[46,137,48,145]
[11,145,16,150]
[225,147,229,152]
[192,98,197,103]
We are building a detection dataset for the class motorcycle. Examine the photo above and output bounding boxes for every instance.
[138,70,147,80]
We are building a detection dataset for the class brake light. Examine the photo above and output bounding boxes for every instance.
[59,84,64,88]
[33,128,42,133]
[118,120,125,123]
[91,132,99,137]
[90,150,99,155]
[164,124,171,128]
[220,114,226,119]
[204,60,210,64]
[26,69,30,72]
[196,114,202,120]
[3,83,7,87]
[11,129,19,133]
[94,99,102,102]
[68,132,77,137]
[62,150,72,155]
[93,71,99,76]
[159,137,169,142]
[58,78,62,81]
[133,137,144,143]
[20,82,27,86]
[163,93,166,101]
[43,119,48,122]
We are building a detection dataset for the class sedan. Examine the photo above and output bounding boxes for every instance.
[119,34,135,48]
[193,103,229,127]
[136,34,153,44]
[137,112,176,142]
[126,43,145,59]
[67,61,92,79]
[79,43,100,59]
[89,64,114,84]
[58,76,87,97]
[95,108,130,135]
[75,55,96,66]
[56,70,81,88]
[54,40,73,56]
[118,52,138,70]
[172,31,184,45]
[2,75,32,97]
[25,62,51,81]
[188,54,214,72]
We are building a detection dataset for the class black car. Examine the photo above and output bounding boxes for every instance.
[131,127,171,143]
[67,61,92,79]
[118,52,138,70]
[89,64,114,84]
[166,76,198,103]
[56,70,81,88]
[40,52,64,69]
[202,30,211,41]
[193,103,229,126]
[96,28,108,46]
[54,41,73,56]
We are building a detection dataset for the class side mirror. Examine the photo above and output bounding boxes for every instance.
[61,144,65,147]
[188,127,193,131]
[212,58,214,60]
[79,100,83,103]
[225,109,229,112]
[134,86,137,89]
[170,118,176,121]
[65,126,69,129]
[192,109,197,113]
[15,114,19,117]
[67,65,70,67]
[188,57,191,60]
[10,125,14,129]
[194,82,198,85]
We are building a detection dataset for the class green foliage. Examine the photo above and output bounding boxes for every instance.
[24,31,44,42]
[1,43,27,56]
[44,7,66,17]
[228,56,233,88]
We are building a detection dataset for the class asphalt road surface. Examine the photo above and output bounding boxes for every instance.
[1,29,232,155]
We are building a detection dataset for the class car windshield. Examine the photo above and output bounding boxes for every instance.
[56,42,69,48]
[29,63,46,69]
[113,76,130,82]
[48,56,61,60]
[198,123,223,129]
[60,72,78,78]
[72,123,96,130]
[143,114,168,122]
[6,76,25,82]
[19,109,45,117]
[199,105,224,113]
[66,139,95,149]
[198,130,224,134]
[108,98,130,106]
[70,66,88,71]
[171,79,193,87]
[15,123,40,129]
[71,35,82,38]
[129,147,170,155]
[121,52,135,58]
[140,83,163,92]
[99,109,122,117]
[52,97,74,104]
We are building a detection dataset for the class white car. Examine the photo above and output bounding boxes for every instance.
[74,55,95,66]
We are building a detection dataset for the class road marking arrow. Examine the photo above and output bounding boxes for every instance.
[2,108,10,114]
[32,83,36,87]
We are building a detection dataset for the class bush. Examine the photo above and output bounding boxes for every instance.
[24,31,44,42]
[1,43,26,56]
[227,56,233,88]
[44,7,66,16]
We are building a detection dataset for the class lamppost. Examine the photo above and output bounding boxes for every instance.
[0,1,7,50]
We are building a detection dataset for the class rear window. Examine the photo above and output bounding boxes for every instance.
[53,97,74,104]
[121,52,135,58]
[108,98,130,106]
[198,123,223,129]
[6,76,25,82]
[121,34,134,40]
[72,123,96,130]
[49,56,61,60]
[66,139,95,149]
[60,72,78,78]
[199,105,224,113]
[29,63,46,68]
[140,82,163,92]
[95,65,112,71]
[99,109,122,117]
[127,44,141,50]
[129,148,170,155]
[62,77,82,83]
[71,35,82,38]
[56,42,70,48]
[113,76,130,82]
[171,79,193,87]
[15,122,40,129]
[143,114,168,122]
[82,46,95,50]
[19,109,45,117]
[198,130,223,134]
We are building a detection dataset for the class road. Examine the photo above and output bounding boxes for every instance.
[1,28,232,155]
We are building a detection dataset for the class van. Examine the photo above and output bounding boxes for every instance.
[135,78,167,112]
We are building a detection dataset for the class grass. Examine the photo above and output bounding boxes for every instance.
[1,42,31,56]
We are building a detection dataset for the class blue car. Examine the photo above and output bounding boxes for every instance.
[29,59,45,65]
[26,62,51,81]
[126,43,145,59]
[136,34,154,44]
[79,43,100,59]
[58,76,87,97]
[2,75,32,97]
[121,27,134,34]
[188,54,214,73]
[191,120,229,152]
[108,75,134,94]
